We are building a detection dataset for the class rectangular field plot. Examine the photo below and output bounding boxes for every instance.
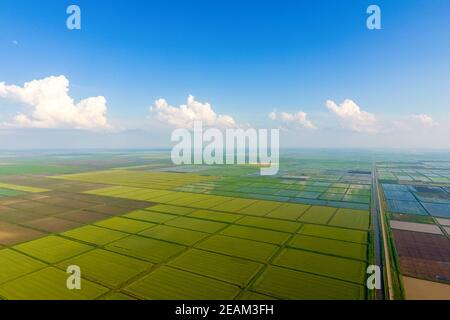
[237,201,282,216]
[105,235,185,263]
[0,222,46,246]
[169,249,263,287]
[392,230,450,281]
[165,216,226,233]
[288,235,367,261]
[196,235,278,262]
[298,206,336,224]
[299,224,368,244]
[186,196,232,209]
[57,210,110,224]
[273,248,366,284]
[22,217,83,233]
[57,249,151,287]
[188,209,242,223]
[384,191,416,201]
[251,266,364,300]
[220,225,290,245]
[211,198,256,212]
[62,225,128,246]
[421,202,450,218]
[95,217,155,233]
[125,266,239,300]
[0,267,108,300]
[328,209,370,230]
[390,220,443,235]
[264,203,310,220]
[139,225,208,245]
[236,216,300,233]
[387,199,427,215]
[341,195,370,204]
[14,235,93,263]
[145,204,195,216]
[0,249,46,284]
[319,193,344,201]
[125,210,178,224]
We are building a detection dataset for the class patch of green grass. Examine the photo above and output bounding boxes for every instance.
[0,164,73,177]
[62,225,128,246]
[288,234,367,261]
[125,210,177,224]
[299,224,367,244]
[188,209,242,223]
[237,201,282,216]
[328,209,370,230]
[265,203,310,220]
[146,204,195,215]
[298,206,337,224]
[169,249,263,287]
[14,235,93,263]
[196,235,278,262]
[211,198,256,212]
[190,196,235,209]
[236,216,300,233]
[0,249,46,284]
[139,225,208,245]
[220,225,290,245]
[252,266,364,300]
[57,249,150,287]
[105,235,185,263]
[165,216,227,233]
[274,248,366,284]
[0,267,108,300]
[125,266,240,299]
[95,217,156,233]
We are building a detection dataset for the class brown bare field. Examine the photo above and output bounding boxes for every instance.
[0,209,44,224]
[28,205,72,216]
[21,217,83,233]
[403,276,450,300]
[437,218,450,226]
[0,176,107,192]
[0,222,46,245]
[393,230,450,281]
[57,210,110,224]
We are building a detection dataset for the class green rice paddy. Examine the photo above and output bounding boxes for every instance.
[0,150,383,300]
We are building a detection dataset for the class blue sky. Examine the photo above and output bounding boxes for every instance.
[0,0,449,148]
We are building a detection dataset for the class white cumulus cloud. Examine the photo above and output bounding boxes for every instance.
[326,99,377,133]
[411,114,438,127]
[269,111,316,129]
[149,95,236,129]
[0,75,111,130]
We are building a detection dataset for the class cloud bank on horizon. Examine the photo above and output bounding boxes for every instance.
[0,75,111,131]
[0,75,443,148]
